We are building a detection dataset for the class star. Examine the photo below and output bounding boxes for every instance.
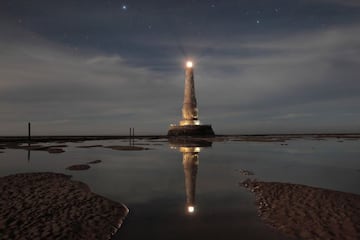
[122,5,127,10]
[256,20,260,24]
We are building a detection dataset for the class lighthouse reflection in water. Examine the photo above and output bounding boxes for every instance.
[169,140,212,215]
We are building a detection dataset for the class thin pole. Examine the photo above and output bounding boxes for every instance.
[132,128,135,146]
[129,128,132,146]
[28,122,31,142]
[28,122,31,162]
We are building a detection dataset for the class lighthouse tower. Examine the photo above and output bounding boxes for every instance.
[168,61,215,136]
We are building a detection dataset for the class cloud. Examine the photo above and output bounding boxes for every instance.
[0,24,182,135]
[192,25,360,133]
[196,24,360,102]
[310,0,360,7]
[272,113,314,120]
[0,22,360,135]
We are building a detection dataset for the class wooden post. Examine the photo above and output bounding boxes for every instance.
[132,128,135,146]
[129,128,132,145]
[28,122,31,142]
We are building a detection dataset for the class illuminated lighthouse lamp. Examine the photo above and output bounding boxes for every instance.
[186,61,193,68]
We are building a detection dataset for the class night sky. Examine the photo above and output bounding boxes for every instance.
[1,0,360,135]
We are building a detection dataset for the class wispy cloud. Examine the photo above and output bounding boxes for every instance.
[0,22,359,135]
[272,113,314,120]
[0,24,182,134]
[311,0,360,7]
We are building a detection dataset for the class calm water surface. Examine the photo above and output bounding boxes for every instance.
[1,138,359,239]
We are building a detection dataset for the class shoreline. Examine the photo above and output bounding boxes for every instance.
[1,133,359,144]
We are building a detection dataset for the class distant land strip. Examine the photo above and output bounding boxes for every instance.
[1,133,360,144]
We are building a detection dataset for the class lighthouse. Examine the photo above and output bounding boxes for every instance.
[168,61,215,136]
[180,61,200,126]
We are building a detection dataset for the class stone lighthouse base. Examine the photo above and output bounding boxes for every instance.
[167,125,215,137]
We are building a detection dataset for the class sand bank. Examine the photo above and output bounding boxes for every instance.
[105,145,149,151]
[77,145,104,148]
[0,172,128,240]
[66,164,91,171]
[88,160,102,164]
[0,143,67,154]
[242,179,360,240]
[237,169,254,176]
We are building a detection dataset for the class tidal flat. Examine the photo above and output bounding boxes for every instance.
[0,134,359,239]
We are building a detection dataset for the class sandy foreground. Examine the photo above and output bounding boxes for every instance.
[0,173,128,240]
[242,179,360,240]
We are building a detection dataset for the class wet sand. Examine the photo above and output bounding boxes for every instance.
[1,134,359,145]
[237,169,255,176]
[105,145,150,151]
[0,172,128,240]
[88,160,102,164]
[0,136,166,143]
[242,179,360,240]
[0,143,67,154]
[0,135,359,156]
[77,145,104,148]
[66,164,91,171]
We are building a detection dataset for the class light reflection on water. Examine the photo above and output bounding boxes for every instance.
[169,139,209,216]
[0,138,359,239]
